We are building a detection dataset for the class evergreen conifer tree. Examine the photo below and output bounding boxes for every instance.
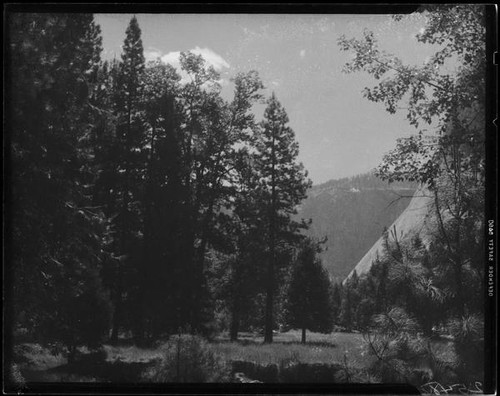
[109,15,147,342]
[254,93,311,343]
[8,12,111,358]
[285,239,333,343]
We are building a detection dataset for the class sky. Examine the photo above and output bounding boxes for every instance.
[94,13,441,185]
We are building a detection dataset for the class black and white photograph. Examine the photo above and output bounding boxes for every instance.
[4,4,497,394]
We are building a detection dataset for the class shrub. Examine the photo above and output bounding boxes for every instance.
[40,283,113,363]
[232,360,279,382]
[142,334,231,383]
[363,308,430,384]
[72,347,107,365]
[8,363,26,389]
[280,362,340,383]
[448,314,484,383]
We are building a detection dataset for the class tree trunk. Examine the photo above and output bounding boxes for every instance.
[264,252,275,343]
[133,297,146,345]
[110,308,120,343]
[454,261,465,316]
[264,127,277,344]
[230,305,239,342]
[264,293,273,343]
[183,219,197,331]
[454,218,465,317]
[112,93,132,345]
[110,275,122,344]
[191,199,215,333]
[138,121,157,342]
[67,345,77,365]
[301,327,306,344]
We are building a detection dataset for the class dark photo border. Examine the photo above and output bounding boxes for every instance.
[3,3,498,395]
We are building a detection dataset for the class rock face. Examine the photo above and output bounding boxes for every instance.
[296,173,416,283]
[345,185,436,281]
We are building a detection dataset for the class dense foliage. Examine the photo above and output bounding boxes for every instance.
[142,334,230,382]
[337,4,487,387]
[285,238,333,343]
[7,13,313,362]
[8,13,112,358]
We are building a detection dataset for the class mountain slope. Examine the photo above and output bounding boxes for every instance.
[297,173,416,283]
[345,185,436,281]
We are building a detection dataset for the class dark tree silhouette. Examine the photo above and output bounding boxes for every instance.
[285,239,333,343]
[254,93,311,343]
[8,12,112,356]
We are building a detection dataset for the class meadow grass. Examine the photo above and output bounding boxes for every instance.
[15,331,455,384]
[211,330,368,368]
[103,344,164,363]
[18,331,453,370]
[99,331,368,368]
[15,343,67,370]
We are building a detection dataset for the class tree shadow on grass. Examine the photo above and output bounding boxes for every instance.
[212,338,337,348]
[24,356,158,383]
[278,340,337,348]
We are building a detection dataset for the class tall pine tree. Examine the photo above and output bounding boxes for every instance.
[254,93,311,343]
[139,60,183,338]
[7,12,111,358]
[109,15,147,343]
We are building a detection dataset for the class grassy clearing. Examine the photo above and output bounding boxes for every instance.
[211,330,368,368]
[15,343,67,371]
[103,344,164,363]
[15,331,455,384]
[16,331,454,368]
[17,331,369,369]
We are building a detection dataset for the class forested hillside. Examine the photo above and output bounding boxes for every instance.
[297,173,416,282]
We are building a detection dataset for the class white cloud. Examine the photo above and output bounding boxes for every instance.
[144,47,163,62]
[299,49,306,59]
[152,47,229,87]
[160,50,182,69]
[160,46,230,71]
[191,47,230,70]
[158,47,230,85]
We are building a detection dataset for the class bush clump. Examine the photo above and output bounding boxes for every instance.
[8,363,26,389]
[142,334,230,383]
[448,314,484,383]
[363,308,430,384]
